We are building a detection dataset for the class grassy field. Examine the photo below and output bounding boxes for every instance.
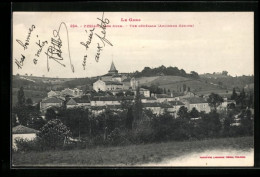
[137,76,227,95]
[12,136,253,166]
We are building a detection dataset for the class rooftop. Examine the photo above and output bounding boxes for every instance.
[104,81,123,85]
[92,96,122,101]
[183,97,208,104]
[156,94,173,98]
[66,98,77,105]
[41,97,63,103]
[13,125,39,134]
[143,102,172,108]
[169,101,185,106]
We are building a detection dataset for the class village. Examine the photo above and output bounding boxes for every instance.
[39,61,235,118]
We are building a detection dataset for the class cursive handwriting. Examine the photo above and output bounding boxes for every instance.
[15,54,25,69]
[95,12,113,47]
[33,36,48,64]
[81,28,95,50]
[16,25,35,50]
[95,43,103,62]
[81,28,95,70]
[45,22,74,73]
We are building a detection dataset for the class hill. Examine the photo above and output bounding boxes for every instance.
[137,76,229,96]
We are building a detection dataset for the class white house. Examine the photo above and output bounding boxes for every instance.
[90,96,121,106]
[47,90,60,97]
[40,97,64,111]
[218,97,236,110]
[168,101,186,118]
[155,94,179,102]
[181,97,211,113]
[12,125,39,151]
[93,79,107,92]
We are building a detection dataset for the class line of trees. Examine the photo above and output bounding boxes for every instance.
[133,65,199,79]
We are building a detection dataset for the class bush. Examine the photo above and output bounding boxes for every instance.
[37,119,71,150]
[14,138,40,152]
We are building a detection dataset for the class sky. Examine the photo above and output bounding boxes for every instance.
[12,12,254,78]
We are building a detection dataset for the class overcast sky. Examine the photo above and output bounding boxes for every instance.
[13,12,254,78]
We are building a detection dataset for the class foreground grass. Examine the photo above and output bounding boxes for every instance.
[12,136,253,166]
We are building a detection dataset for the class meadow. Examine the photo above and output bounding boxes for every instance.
[12,136,253,166]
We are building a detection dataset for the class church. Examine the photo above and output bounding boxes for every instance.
[93,61,138,92]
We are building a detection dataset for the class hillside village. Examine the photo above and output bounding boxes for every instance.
[39,61,235,118]
[12,61,254,153]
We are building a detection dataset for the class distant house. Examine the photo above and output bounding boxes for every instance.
[143,102,164,115]
[12,125,39,151]
[40,97,64,112]
[168,101,186,117]
[155,94,179,102]
[90,105,122,116]
[143,102,173,115]
[93,79,123,92]
[180,91,198,98]
[61,88,83,97]
[218,97,236,110]
[66,98,78,108]
[47,90,60,97]
[66,96,91,109]
[122,78,131,89]
[134,88,150,97]
[141,96,157,103]
[182,97,210,113]
[90,96,121,106]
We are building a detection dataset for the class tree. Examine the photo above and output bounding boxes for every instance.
[125,106,134,130]
[183,84,187,92]
[13,104,40,126]
[28,117,46,130]
[37,119,71,150]
[222,70,228,76]
[26,98,33,105]
[45,108,57,121]
[207,93,224,111]
[190,71,199,79]
[227,103,236,110]
[177,106,189,119]
[163,88,166,94]
[189,107,199,118]
[238,88,246,108]
[12,113,19,127]
[133,87,143,128]
[17,87,25,105]
[231,88,238,101]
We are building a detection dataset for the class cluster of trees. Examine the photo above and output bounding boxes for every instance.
[231,88,254,109]
[133,65,199,79]
[12,87,46,129]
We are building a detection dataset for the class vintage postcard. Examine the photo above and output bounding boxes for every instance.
[12,12,254,167]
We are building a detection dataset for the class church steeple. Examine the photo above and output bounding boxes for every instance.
[108,61,118,74]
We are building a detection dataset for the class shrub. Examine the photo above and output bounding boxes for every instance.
[14,138,40,152]
[37,119,71,150]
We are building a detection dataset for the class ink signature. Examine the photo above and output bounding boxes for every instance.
[45,22,74,73]
[16,25,35,50]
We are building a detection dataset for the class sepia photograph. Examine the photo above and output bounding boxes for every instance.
[11,11,254,167]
